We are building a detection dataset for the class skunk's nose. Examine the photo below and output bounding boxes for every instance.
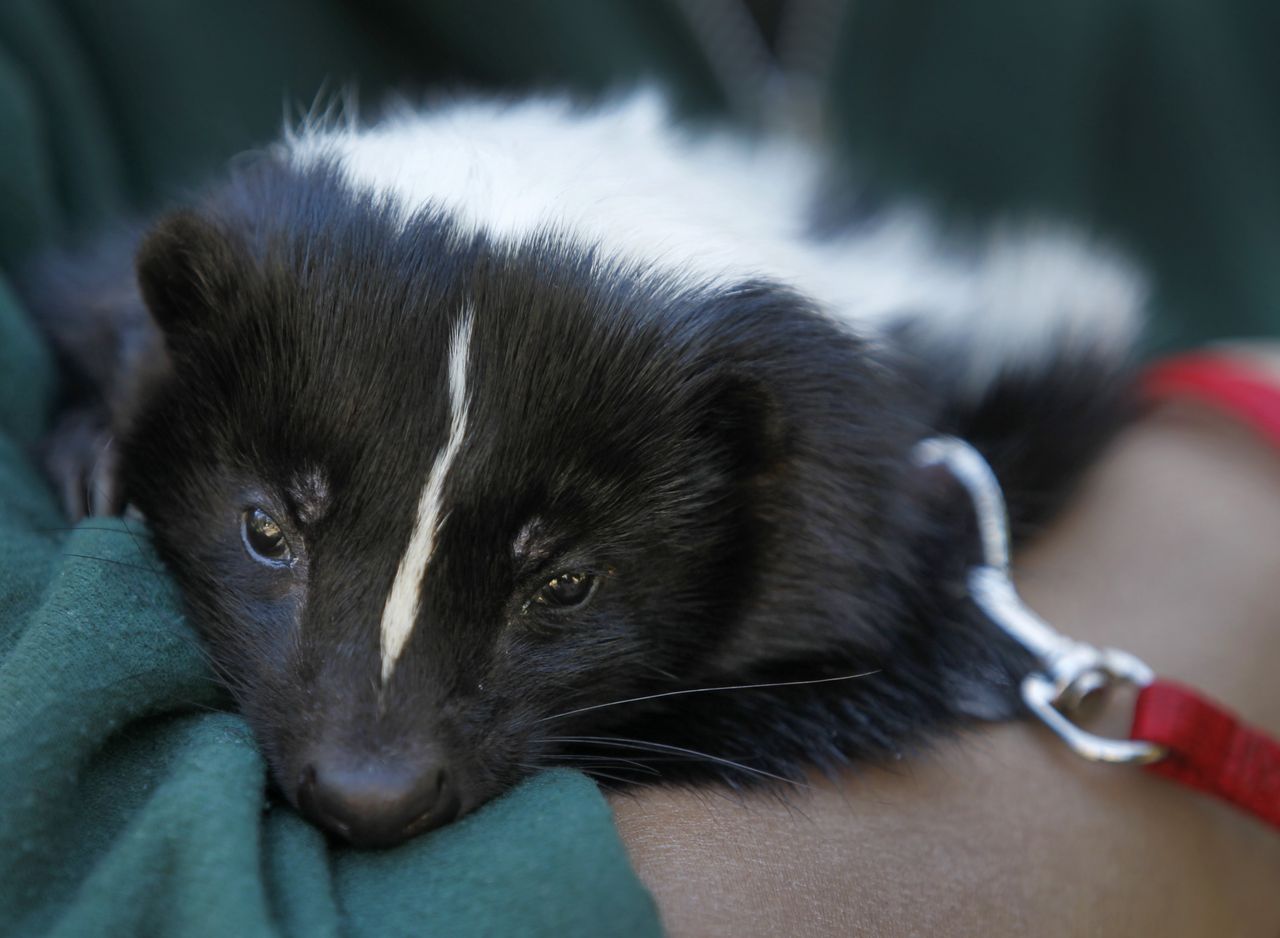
[298,754,460,848]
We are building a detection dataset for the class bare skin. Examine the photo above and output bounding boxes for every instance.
[610,395,1280,937]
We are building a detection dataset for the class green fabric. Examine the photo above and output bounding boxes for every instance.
[3,1,1280,935]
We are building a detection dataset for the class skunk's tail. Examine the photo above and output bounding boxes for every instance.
[893,224,1145,539]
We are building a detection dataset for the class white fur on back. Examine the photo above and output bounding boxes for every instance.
[286,93,1142,395]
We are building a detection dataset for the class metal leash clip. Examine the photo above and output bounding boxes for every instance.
[913,436,1167,765]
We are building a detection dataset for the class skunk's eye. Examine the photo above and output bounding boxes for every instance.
[534,572,597,609]
[242,508,292,565]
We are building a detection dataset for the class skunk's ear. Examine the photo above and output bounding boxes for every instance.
[693,284,811,485]
[135,210,244,340]
[702,369,789,484]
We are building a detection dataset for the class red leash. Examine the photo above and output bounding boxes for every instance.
[918,355,1280,833]
[1133,680,1280,830]
[1143,350,1280,450]
[1128,352,1280,831]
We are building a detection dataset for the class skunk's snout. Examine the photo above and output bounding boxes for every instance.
[297,751,461,848]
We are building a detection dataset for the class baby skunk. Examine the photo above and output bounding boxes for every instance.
[24,93,1142,848]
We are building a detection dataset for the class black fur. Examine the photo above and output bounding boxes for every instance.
[23,156,1133,846]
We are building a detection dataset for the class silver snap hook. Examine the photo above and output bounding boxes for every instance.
[914,436,1166,766]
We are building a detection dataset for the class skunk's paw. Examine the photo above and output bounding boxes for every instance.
[40,405,121,520]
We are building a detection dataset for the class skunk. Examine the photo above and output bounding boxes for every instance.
[23,93,1142,848]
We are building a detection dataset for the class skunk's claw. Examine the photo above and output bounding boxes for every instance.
[41,406,121,520]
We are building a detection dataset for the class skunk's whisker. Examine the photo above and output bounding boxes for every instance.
[580,768,643,787]
[121,513,163,574]
[36,525,154,539]
[548,753,662,775]
[547,734,807,789]
[537,670,880,724]
[60,551,168,578]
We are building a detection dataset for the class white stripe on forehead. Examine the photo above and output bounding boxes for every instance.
[378,308,475,684]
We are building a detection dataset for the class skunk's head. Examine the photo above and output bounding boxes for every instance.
[119,166,904,847]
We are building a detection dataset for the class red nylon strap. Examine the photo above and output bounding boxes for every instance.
[1143,352,1280,447]
[1131,680,1280,830]
[1134,354,1280,831]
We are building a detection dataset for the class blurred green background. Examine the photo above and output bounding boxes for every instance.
[3,0,1279,349]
